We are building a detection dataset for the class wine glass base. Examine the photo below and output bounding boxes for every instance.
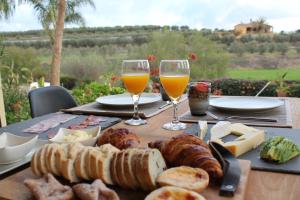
[125,118,147,126]
[162,122,187,131]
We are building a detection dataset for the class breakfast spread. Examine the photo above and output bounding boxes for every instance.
[260,136,300,163]
[145,186,206,200]
[148,134,223,182]
[24,173,74,200]
[156,166,209,192]
[97,128,140,149]
[210,122,265,157]
[73,179,120,200]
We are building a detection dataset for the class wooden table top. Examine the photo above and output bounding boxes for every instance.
[0,97,300,200]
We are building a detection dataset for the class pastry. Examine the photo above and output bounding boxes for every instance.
[96,128,140,149]
[24,173,73,200]
[145,186,206,200]
[157,166,209,192]
[149,134,223,182]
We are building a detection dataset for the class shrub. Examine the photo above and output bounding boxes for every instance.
[72,82,125,105]
[228,42,245,56]
[289,84,300,97]
[61,76,78,90]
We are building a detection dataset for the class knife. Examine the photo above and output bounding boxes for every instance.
[209,141,241,197]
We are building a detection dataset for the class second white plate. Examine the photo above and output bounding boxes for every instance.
[210,96,284,111]
[96,93,161,107]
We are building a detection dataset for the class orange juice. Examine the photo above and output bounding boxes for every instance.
[160,75,189,100]
[122,73,149,95]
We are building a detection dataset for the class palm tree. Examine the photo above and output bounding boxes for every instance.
[1,0,95,85]
[0,0,15,19]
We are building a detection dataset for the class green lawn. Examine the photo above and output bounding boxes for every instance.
[227,68,300,80]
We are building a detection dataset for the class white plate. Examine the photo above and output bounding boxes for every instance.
[209,97,284,111]
[96,93,161,107]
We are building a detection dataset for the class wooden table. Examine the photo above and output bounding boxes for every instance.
[0,98,300,200]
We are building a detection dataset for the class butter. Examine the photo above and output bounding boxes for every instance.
[63,130,92,142]
[210,122,265,157]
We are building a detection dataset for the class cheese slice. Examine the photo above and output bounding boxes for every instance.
[223,130,265,157]
[210,121,231,140]
[197,121,208,140]
[210,122,265,157]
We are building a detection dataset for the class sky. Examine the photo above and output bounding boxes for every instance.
[1,0,300,32]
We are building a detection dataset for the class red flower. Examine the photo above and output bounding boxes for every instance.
[147,55,156,62]
[195,82,209,92]
[150,67,159,77]
[111,75,119,82]
[212,89,222,96]
[188,52,197,61]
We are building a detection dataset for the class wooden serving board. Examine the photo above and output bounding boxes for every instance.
[0,160,251,200]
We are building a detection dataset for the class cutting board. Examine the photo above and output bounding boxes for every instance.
[186,125,300,174]
[0,160,251,200]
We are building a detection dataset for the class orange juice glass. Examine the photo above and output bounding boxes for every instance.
[159,60,190,131]
[122,60,150,126]
[122,73,149,95]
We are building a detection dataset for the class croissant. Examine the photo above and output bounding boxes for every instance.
[97,128,140,149]
[148,134,223,182]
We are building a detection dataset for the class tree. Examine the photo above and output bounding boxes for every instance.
[1,0,95,85]
[0,0,15,19]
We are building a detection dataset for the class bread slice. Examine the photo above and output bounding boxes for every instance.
[116,150,129,188]
[45,143,61,176]
[110,152,120,185]
[157,166,209,192]
[30,149,41,176]
[133,149,150,191]
[55,143,68,173]
[141,149,167,190]
[74,148,90,180]
[98,144,119,185]
[37,144,49,175]
[60,143,83,183]
[88,148,101,180]
[123,148,140,189]
[145,186,206,200]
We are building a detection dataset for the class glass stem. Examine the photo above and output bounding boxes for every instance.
[132,94,140,120]
[172,101,179,124]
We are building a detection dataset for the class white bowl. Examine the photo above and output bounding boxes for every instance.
[0,133,38,164]
[49,126,101,146]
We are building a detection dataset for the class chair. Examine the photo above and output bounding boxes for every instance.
[28,86,77,118]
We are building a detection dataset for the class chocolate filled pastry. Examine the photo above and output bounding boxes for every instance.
[148,133,223,183]
[73,179,119,200]
[24,173,73,200]
[97,128,140,149]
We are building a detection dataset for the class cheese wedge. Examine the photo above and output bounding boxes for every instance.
[211,122,265,157]
[197,121,208,140]
[210,121,231,140]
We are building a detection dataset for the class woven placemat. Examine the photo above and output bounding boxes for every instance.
[63,96,187,118]
[179,98,292,127]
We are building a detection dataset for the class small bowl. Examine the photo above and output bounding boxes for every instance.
[49,126,101,146]
[0,133,38,164]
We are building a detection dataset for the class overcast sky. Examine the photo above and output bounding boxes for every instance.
[1,0,300,32]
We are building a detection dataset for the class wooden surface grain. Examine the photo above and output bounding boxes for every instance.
[0,97,300,200]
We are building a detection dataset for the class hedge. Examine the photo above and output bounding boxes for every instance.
[210,79,300,97]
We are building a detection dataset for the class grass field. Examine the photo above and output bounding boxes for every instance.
[227,68,300,80]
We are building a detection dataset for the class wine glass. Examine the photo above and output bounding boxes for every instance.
[122,60,150,125]
[159,60,190,130]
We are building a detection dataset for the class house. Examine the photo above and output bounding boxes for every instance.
[234,20,273,36]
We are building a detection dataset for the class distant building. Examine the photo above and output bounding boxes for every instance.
[234,20,273,36]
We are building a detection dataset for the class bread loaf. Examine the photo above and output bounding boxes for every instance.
[149,134,223,182]
[96,128,140,149]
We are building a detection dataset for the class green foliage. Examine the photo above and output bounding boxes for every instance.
[72,82,125,105]
[61,76,78,89]
[276,43,289,55]
[132,32,230,80]
[289,84,300,97]
[228,42,245,56]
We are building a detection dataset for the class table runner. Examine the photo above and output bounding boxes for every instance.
[179,98,292,127]
[62,97,187,118]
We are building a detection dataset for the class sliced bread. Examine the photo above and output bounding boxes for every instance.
[123,148,140,189]
[30,149,41,176]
